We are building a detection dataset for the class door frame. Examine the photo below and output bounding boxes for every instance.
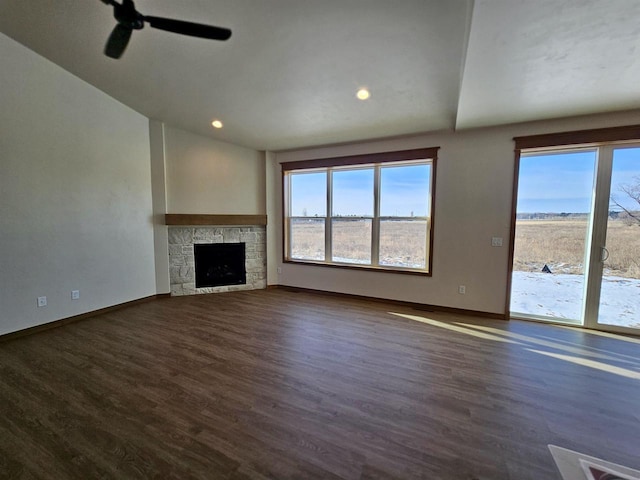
[506,125,640,335]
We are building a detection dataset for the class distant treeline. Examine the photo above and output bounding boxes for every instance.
[516,211,628,220]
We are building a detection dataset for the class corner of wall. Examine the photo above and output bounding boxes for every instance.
[265,151,281,286]
[149,120,170,294]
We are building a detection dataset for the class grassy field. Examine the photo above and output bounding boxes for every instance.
[290,217,640,279]
[514,218,640,278]
[290,219,427,268]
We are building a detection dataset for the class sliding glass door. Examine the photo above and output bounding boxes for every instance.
[585,146,640,332]
[511,143,640,334]
[511,149,596,324]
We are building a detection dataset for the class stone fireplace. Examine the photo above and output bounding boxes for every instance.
[168,225,266,296]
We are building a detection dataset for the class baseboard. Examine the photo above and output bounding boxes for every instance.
[0,294,171,343]
[273,285,507,320]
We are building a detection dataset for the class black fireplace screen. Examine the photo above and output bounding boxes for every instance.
[194,243,246,288]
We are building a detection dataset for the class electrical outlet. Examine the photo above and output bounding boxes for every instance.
[71,290,80,300]
[458,285,466,295]
[37,296,47,307]
[277,267,282,274]
[491,237,503,247]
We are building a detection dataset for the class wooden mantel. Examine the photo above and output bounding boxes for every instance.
[165,214,267,226]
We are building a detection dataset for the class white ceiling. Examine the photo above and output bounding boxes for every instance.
[1,0,640,151]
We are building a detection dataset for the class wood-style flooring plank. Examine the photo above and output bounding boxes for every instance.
[1,288,639,479]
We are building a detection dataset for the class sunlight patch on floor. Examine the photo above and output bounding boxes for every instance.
[388,311,640,380]
[529,349,640,380]
[388,312,521,344]
[556,325,640,345]
[454,323,638,365]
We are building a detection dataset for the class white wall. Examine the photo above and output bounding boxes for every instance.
[271,110,640,315]
[164,126,266,215]
[0,33,156,335]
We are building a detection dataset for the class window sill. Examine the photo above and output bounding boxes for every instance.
[283,259,431,276]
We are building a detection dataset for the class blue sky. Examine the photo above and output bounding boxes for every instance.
[291,172,326,216]
[290,148,640,217]
[517,147,640,213]
[290,165,431,217]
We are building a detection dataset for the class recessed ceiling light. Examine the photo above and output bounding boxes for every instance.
[356,88,370,100]
[211,120,223,129]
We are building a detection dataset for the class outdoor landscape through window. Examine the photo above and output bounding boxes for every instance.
[286,160,433,272]
[511,147,640,329]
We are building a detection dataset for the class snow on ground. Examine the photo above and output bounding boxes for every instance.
[511,271,640,328]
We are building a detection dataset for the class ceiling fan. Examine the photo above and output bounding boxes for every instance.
[100,0,232,59]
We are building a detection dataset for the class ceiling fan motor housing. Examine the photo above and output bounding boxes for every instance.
[114,0,144,30]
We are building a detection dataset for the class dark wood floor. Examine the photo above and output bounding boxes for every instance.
[1,289,639,479]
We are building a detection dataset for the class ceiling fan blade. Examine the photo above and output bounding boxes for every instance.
[144,16,231,41]
[104,23,133,58]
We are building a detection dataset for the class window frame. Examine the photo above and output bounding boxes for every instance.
[282,148,438,275]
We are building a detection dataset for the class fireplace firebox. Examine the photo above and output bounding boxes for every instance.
[194,243,246,288]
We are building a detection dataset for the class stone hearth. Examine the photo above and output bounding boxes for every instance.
[168,226,266,296]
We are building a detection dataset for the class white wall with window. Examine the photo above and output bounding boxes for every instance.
[270,111,640,316]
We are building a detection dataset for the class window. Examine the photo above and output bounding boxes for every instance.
[283,148,437,274]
